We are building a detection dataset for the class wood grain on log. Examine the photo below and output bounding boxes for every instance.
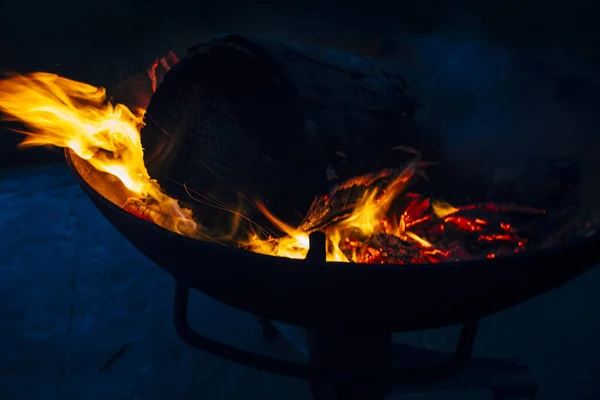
[141,34,442,229]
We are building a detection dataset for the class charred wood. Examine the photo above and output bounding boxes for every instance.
[140,35,442,230]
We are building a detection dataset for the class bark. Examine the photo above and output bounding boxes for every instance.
[141,34,442,227]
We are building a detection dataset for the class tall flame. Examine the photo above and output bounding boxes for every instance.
[245,161,427,262]
[0,70,197,236]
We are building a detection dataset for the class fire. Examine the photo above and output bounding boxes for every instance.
[0,61,196,236]
[244,166,418,261]
[0,55,543,264]
[246,158,542,263]
[242,202,310,259]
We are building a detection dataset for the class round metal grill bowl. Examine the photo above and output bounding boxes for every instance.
[66,148,600,332]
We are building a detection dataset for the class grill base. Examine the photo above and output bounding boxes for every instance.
[175,282,538,400]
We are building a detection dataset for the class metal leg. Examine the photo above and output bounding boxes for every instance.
[173,279,538,400]
[491,384,539,400]
[257,317,278,342]
[308,330,392,400]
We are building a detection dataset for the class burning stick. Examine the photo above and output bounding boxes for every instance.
[123,197,198,238]
[0,45,563,265]
[248,154,546,263]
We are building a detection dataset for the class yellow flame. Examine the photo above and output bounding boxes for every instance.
[431,199,459,218]
[0,68,443,264]
[240,201,309,259]
[246,161,432,262]
[0,72,196,235]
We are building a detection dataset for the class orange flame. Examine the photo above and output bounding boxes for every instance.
[245,156,540,263]
[245,161,441,262]
[0,65,196,236]
[0,54,536,264]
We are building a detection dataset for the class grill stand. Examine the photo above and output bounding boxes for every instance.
[173,232,539,399]
[306,330,393,399]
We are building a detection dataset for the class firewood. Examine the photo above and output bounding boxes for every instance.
[140,35,442,230]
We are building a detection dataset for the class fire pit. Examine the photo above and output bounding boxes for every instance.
[65,146,600,331]
[66,147,600,399]
[2,34,600,400]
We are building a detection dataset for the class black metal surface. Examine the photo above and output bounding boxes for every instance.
[66,149,600,331]
[307,329,393,399]
[173,279,538,399]
[173,280,482,384]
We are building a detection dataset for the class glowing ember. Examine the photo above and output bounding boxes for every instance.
[147,51,179,93]
[0,54,544,264]
[245,159,544,263]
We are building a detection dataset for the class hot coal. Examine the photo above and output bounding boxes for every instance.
[259,153,591,264]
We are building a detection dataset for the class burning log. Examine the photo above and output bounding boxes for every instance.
[1,40,596,265]
[140,34,441,229]
[122,197,198,238]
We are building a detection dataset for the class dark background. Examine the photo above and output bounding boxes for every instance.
[3,0,600,205]
[1,1,600,399]
[1,0,599,168]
